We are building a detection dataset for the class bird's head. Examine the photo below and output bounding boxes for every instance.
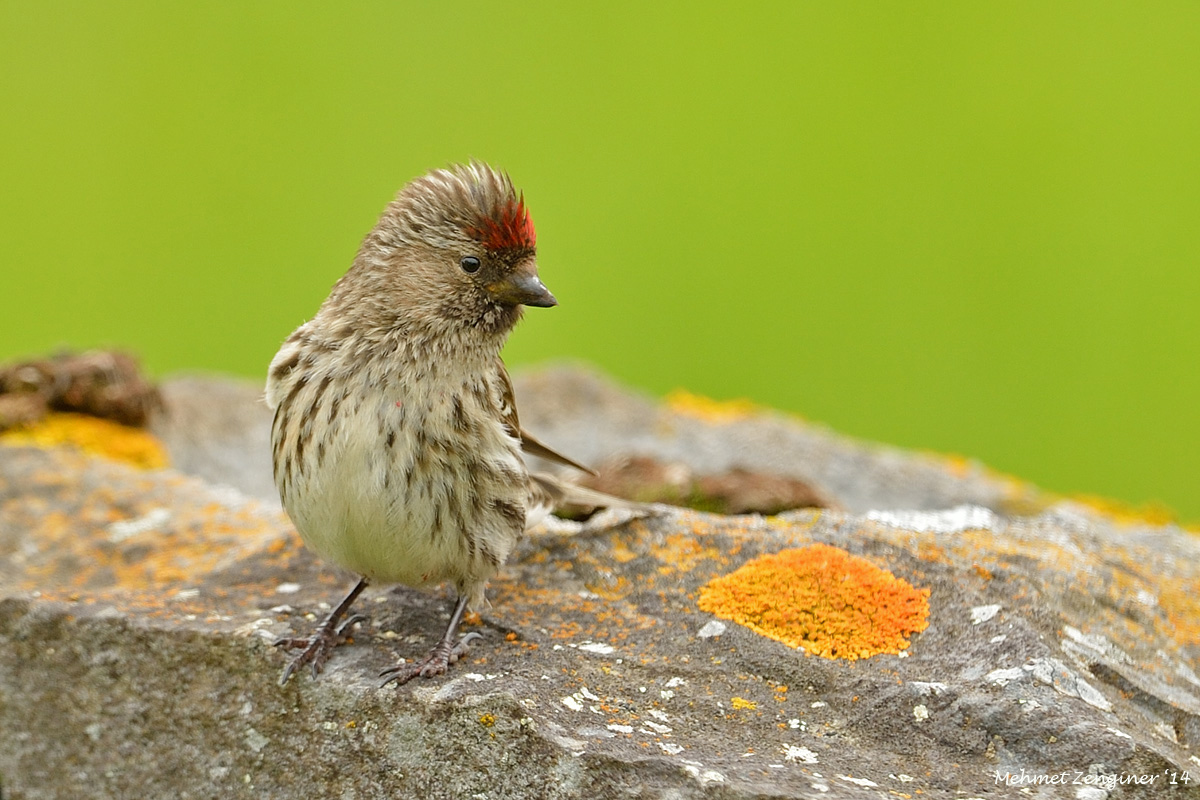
[328,162,555,340]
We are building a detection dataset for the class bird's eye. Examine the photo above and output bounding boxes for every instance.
[460,256,481,274]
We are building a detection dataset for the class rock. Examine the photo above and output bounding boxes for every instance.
[149,374,279,506]
[2,366,1198,799]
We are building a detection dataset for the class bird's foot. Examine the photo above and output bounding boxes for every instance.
[379,632,483,688]
[274,612,367,685]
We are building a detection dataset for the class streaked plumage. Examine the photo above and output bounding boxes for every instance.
[267,162,626,686]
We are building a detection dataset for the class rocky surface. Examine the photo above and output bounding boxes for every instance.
[2,366,1198,799]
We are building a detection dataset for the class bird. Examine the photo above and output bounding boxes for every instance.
[265,161,631,687]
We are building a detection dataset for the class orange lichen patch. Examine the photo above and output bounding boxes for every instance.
[1148,577,1200,645]
[698,544,930,660]
[1,412,168,470]
[665,389,760,422]
[648,533,722,575]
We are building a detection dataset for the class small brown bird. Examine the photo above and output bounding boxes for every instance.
[266,161,623,686]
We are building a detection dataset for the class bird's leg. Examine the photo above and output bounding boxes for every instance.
[274,576,369,685]
[379,594,482,688]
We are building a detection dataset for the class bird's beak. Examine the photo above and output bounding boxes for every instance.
[487,263,557,308]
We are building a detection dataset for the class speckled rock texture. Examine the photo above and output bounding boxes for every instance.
[2,367,1198,799]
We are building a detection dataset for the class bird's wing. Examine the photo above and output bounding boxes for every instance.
[519,427,596,476]
[495,357,596,475]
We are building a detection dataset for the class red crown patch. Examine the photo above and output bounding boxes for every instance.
[472,194,536,251]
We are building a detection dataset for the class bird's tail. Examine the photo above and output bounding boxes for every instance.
[526,471,659,527]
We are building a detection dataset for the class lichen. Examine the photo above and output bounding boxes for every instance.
[665,389,760,422]
[0,411,168,470]
[697,544,930,660]
[1071,493,1178,527]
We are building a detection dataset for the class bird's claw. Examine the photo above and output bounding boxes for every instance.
[275,613,367,685]
[379,632,483,688]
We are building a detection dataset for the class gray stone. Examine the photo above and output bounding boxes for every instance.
[2,367,1198,799]
[149,373,279,507]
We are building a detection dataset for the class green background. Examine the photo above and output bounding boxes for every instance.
[2,3,1197,521]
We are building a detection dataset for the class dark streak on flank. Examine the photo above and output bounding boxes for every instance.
[282,373,309,415]
[296,375,332,470]
[271,406,289,469]
[312,374,332,417]
[493,500,525,531]
[431,503,443,542]
[480,540,501,568]
[451,395,468,432]
[328,391,343,426]
[449,496,467,537]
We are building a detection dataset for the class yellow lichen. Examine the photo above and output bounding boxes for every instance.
[0,412,168,470]
[730,697,757,710]
[698,544,930,660]
[666,390,760,422]
[1071,493,1178,527]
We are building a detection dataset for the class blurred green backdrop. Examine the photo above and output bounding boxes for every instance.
[2,3,1197,520]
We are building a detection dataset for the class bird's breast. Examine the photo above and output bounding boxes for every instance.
[272,363,528,588]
